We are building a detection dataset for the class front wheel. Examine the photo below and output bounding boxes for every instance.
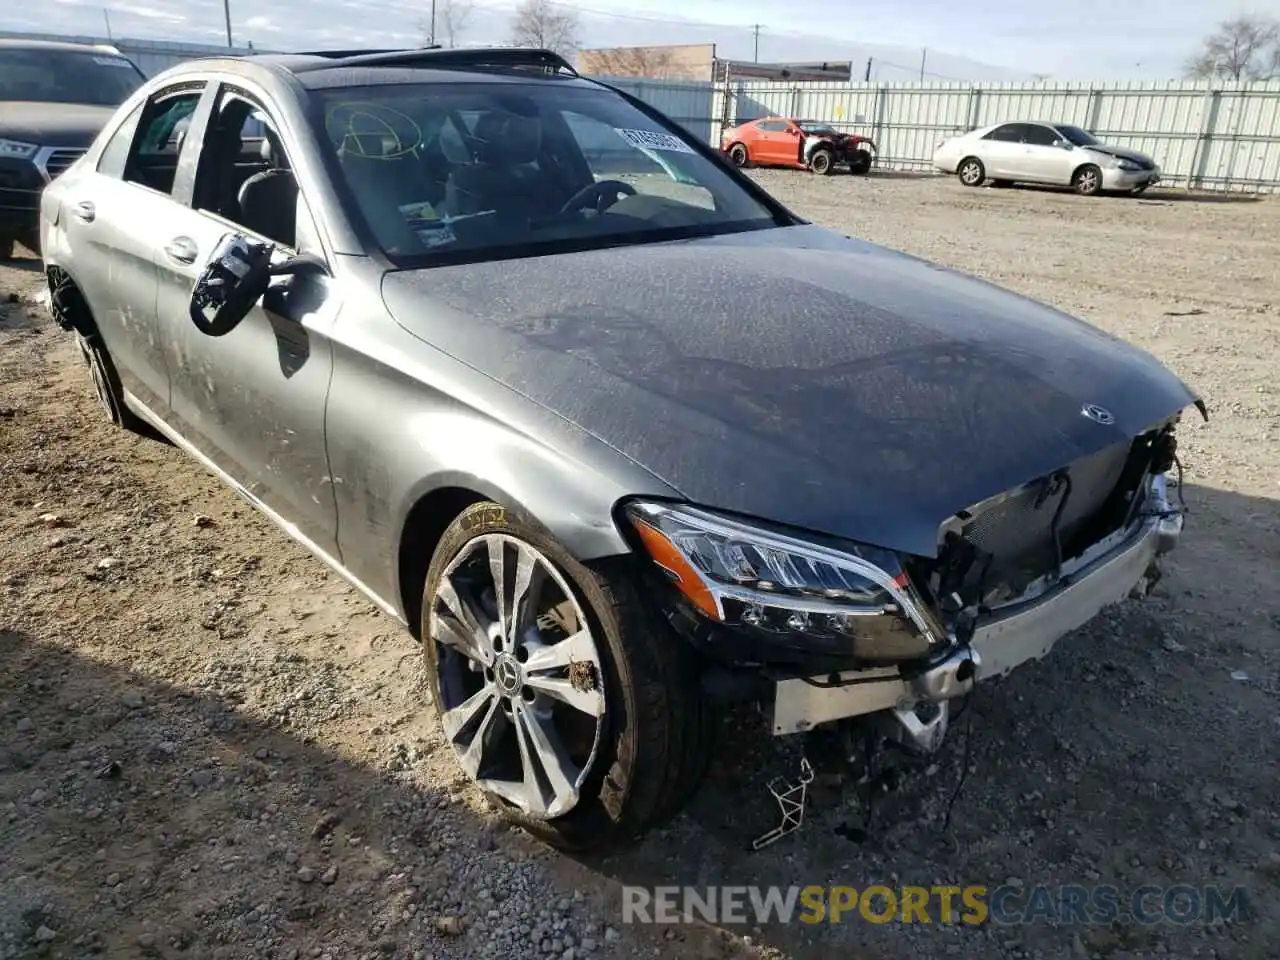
[1073,164,1103,196]
[847,149,873,175]
[421,501,713,852]
[727,143,749,167]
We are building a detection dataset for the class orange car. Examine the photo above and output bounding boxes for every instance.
[720,116,876,175]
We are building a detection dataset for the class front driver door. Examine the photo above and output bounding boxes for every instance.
[151,81,341,559]
[1019,124,1076,183]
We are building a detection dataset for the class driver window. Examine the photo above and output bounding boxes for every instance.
[192,90,310,251]
[1023,125,1059,146]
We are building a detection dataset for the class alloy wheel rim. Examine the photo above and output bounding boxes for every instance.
[731,146,746,165]
[814,154,829,173]
[1080,170,1098,192]
[430,533,606,820]
[961,162,980,184]
[86,352,113,417]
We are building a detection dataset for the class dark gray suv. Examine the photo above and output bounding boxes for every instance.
[0,38,145,259]
[40,47,1205,852]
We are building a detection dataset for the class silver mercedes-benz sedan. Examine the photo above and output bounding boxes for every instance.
[39,47,1203,852]
[933,120,1162,195]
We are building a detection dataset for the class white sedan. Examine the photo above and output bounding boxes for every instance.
[932,121,1161,196]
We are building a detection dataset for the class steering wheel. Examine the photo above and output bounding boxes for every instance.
[559,179,637,215]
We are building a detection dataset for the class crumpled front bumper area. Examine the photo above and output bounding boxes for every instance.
[769,507,1182,748]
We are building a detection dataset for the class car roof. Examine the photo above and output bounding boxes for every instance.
[0,37,128,55]
[162,46,599,93]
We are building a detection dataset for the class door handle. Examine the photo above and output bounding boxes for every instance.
[72,200,95,222]
[164,236,198,264]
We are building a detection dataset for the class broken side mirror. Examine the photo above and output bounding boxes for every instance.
[189,232,273,337]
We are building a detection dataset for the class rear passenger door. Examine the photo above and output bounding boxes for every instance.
[978,123,1024,178]
[59,80,208,416]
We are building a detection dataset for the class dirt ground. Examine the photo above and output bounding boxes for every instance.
[2,172,1278,960]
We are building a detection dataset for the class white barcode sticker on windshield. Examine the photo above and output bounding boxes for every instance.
[93,56,134,67]
[614,128,696,155]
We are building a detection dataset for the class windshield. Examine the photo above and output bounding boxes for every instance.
[0,48,145,106]
[798,121,838,136]
[314,82,780,263]
[1054,125,1100,147]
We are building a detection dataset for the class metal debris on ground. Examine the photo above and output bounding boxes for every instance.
[751,757,815,851]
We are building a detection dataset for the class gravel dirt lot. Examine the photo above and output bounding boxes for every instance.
[2,172,1279,960]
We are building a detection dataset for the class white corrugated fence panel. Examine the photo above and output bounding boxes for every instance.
[613,74,1280,192]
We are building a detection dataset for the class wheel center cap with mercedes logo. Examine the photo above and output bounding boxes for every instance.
[493,654,524,696]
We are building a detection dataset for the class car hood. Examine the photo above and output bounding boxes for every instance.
[1082,143,1153,165]
[381,224,1200,557]
[0,101,116,146]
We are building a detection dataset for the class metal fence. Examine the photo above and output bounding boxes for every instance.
[6,30,1277,192]
[708,78,1280,193]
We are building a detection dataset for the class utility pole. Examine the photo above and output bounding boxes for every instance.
[102,8,113,41]
[752,24,761,63]
[429,0,437,45]
[223,0,233,47]
[864,57,872,82]
[919,48,927,81]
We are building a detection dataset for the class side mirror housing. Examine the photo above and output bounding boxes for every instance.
[189,233,273,337]
[270,251,328,278]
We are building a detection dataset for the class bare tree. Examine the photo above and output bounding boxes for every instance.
[509,0,581,57]
[421,0,474,48]
[1184,14,1280,81]
[579,46,676,79]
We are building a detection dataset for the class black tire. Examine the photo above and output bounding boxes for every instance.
[809,148,834,175]
[1073,164,1103,196]
[957,156,985,187]
[75,331,147,434]
[420,501,714,852]
[727,143,749,167]
[847,150,872,175]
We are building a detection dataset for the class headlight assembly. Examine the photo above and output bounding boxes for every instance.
[0,139,39,160]
[626,501,945,665]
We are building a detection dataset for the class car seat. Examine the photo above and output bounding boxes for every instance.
[444,111,549,221]
[236,130,298,248]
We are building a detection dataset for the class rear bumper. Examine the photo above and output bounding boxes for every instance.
[770,506,1180,737]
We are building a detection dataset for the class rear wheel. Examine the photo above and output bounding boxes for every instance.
[75,332,147,434]
[421,501,713,852]
[957,156,985,187]
[1073,164,1103,196]
[809,148,834,175]
[727,143,749,167]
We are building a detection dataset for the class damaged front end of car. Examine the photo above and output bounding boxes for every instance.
[624,408,1199,759]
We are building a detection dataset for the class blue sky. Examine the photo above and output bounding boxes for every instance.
[3,0,1275,80]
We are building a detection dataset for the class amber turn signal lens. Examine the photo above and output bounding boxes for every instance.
[632,519,721,620]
